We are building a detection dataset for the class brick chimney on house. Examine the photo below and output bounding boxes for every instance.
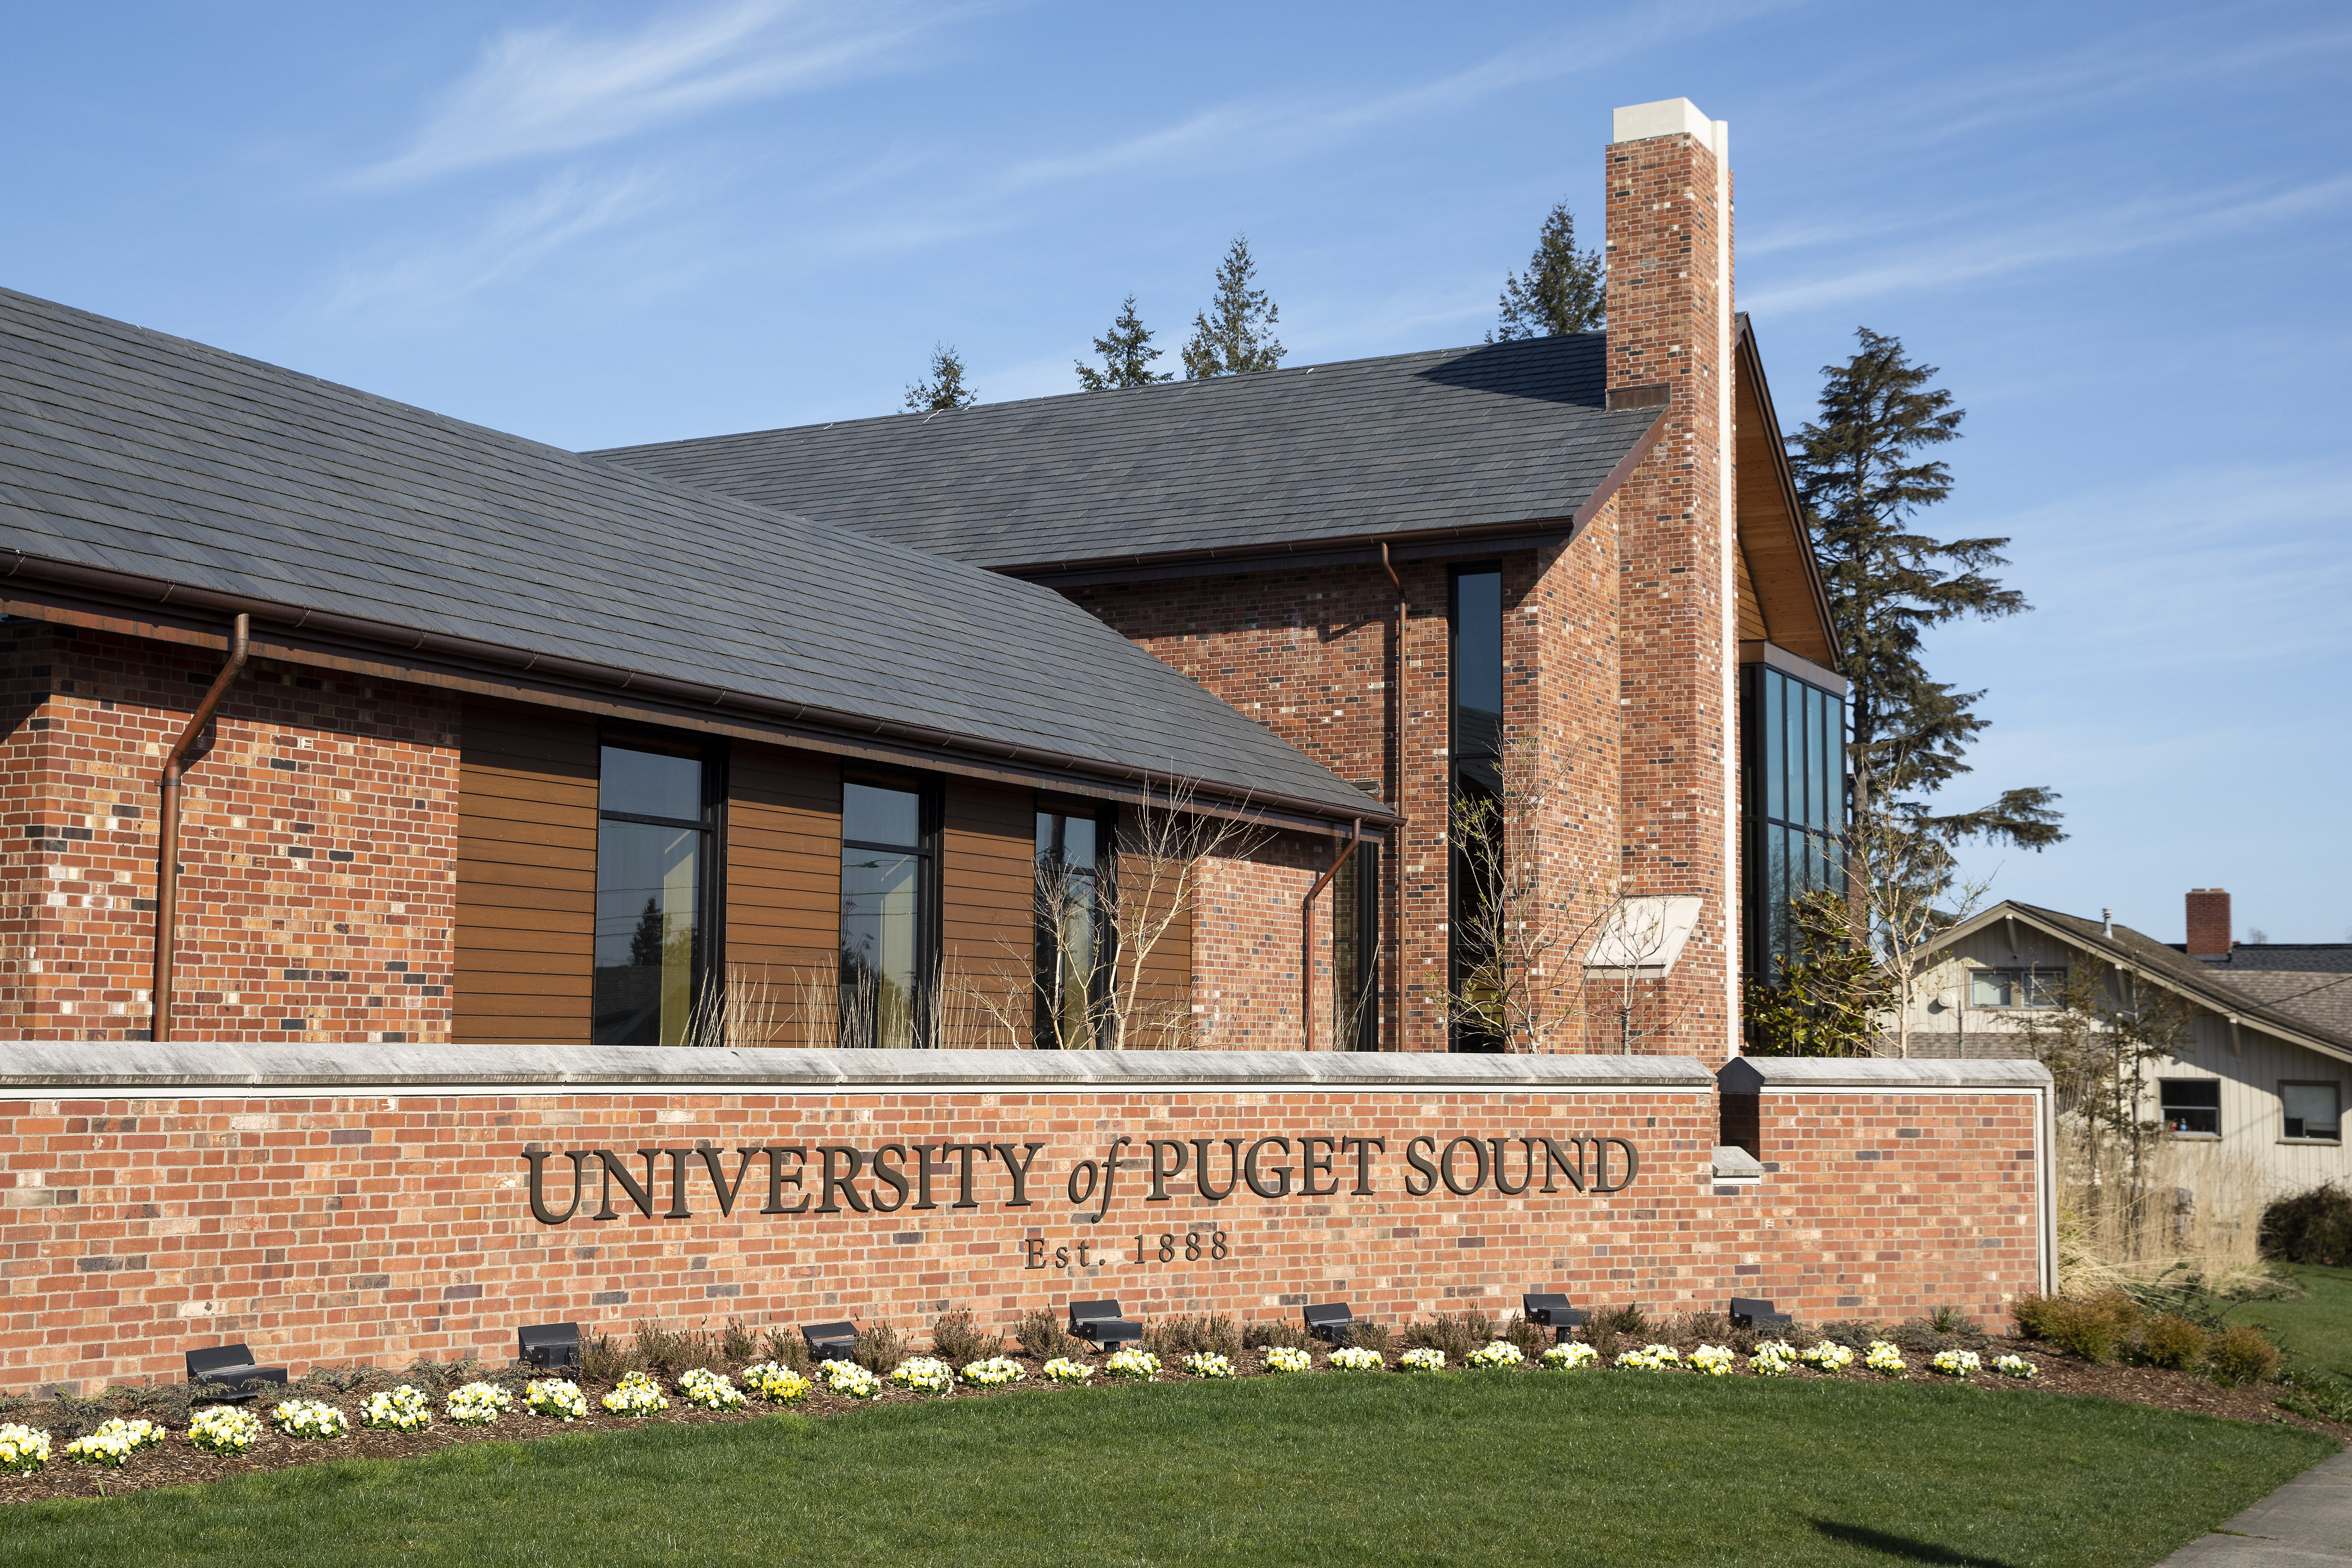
[2186,888,2232,960]
[1605,98,1738,1055]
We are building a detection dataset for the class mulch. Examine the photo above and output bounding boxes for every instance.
[4,1337,2343,1505]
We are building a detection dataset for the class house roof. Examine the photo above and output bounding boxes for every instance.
[0,286,1387,825]
[1925,901,2352,1062]
[589,333,1668,578]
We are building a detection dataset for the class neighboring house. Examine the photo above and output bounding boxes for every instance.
[1903,892,2349,1195]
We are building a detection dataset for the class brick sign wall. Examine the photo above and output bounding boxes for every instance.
[0,1047,2050,1394]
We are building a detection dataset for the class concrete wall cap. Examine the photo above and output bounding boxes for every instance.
[1711,1144,1765,1179]
[1716,1056,2053,1093]
[0,1041,1719,1093]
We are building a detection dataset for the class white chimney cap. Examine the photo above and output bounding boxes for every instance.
[1611,98,1728,161]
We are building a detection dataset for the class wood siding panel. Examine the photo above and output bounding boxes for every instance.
[455,701,595,1043]
[1734,347,1839,666]
[940,781,1035,1048]
[1734,543,1767,641]
[725,743,839,1045]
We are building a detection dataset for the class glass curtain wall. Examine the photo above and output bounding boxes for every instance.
[840,779,935,1048]
[592,743,714,1046]
[1450,567,1505,1053]
[1739,661,1849,985]
[1034,807,1107,1049]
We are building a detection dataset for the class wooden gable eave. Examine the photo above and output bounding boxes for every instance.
[1733,315,1840,669]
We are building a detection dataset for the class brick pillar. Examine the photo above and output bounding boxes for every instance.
[1603,98,1737,1059]
[2186,887,2232,959]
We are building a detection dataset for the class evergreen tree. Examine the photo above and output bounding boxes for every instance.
[903,344,978,412]
[1489,200,1605,340]
[1181,236,1285,378]
[1075,295,1172,390]
[1789,327,2063,851]
[628,898,663,968]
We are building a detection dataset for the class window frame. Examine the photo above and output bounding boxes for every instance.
[1031,799,1116,1050]
[1331,838,1382,1052]
[590,728,726,1048]
[2279,1079,2343,1144]
[836,768,943,1049]
[2157,1076,2222,1138]
[1447,562,1505,1054]
[1966,966,2067,1010]
[1738,659,1849,991]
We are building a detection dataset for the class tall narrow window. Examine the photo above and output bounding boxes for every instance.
[1330,842,1381,1050]
[1739,656,1849,990]
[1035,806,1109,1050]
[840,778,936,1048]
[594,742,714,1047]
[1450,566,1505,1053]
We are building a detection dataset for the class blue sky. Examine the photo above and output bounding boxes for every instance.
[5,0,2347,944]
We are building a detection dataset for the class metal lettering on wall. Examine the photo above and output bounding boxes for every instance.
[520,1133,1642,1227]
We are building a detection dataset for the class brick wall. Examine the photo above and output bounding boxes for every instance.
[0,624,458,1044]
[0,1049,2049,1393]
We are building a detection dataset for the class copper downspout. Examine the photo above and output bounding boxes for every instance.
[152,613,248,1042]
[1300,818,1363,1049]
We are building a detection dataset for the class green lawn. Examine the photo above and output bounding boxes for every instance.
[2236,1264,2352,1377]
[5,1376,2335,1568]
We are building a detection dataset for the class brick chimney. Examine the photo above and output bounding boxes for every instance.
[2186,888,2232,960]
[1605,97,1736,1055]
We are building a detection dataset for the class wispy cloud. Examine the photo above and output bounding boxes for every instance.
[1741,172,2352,315]
[316,165,683,320]
[356,0,942,186]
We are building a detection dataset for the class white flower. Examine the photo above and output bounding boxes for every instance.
[1931,1349,1983,1379]
[961,1356,1026,1387]
[1993,1354,2038,1380]
[890,1357,956,1396]
[1185,1352,1234,1379]
[186,1406,261,1456]
[1800,1341,1855,1372]
[1400,1347,1448,1373]
[676,1368,748,1410]
[445,1381,514,1426]
[0,1422,52,1473]
[270,1398,350,1440]
[602,1370,671,1415]
[1749,1341,1798,1377]
[362,1385,433,1432]
[64,1418,163,1468]
[741,1362,813,1403]
[1105,1348,1161,1381]
[1041,1357,1095,1385]
[1263,1345,1314,1374]
[1616,1344,1683,1371]
[1865,1342,1908,1375]
[526,1379,589,1421]
[1542,1342,1600,1371]
[819,1360,882,1399]
[1689,1344,1736,1377]
[1327,1346,1385,1372]
[1468,1340,1525,1371]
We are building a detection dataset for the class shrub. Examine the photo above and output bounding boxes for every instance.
[1927,1304,1975,1335]
[1501,1314,1547,1359]
[1585,1304,1647,1360]
[580,1333,633,1384]
[2138,1314,2211,1371]
[853,1320,908,1374]
[722,1317,760,1365]
[930,1309,1000,1368]
[759,1327,812,1376]
[1401,1314,1483,1363]
[2210,1325,2282,1387]
[1345,1320,1392,1355]
[1015,1308,1076,1361]
[2259,1181,2352,1267]
[2011,1293,2062,1341]
[1243,1319,1310,1351]
[1146,1313,1241,1360]
[633,1317,715,1376]
[2030,1292,2143,1363]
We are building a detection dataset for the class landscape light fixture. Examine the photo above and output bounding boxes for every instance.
[184,1342,288,1403]
[1301,1302,1360,1346]
[517,1321,580,1372]
[1520,1292,1590,1338]
[1728,1297,1793,1331]
[1066,1299,1144,1349]
[800,1321,860,1364]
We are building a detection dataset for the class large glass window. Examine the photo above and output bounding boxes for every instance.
[1329,842,1381,1051]
[840,778,935,1048]
[2160,1078,2221,1135]
[2282,1082,2341,1142]
[593,742,714,1047]
[1451,566,1504,1053]
[1035,807,1107,1050]
[1739,658,1849,986]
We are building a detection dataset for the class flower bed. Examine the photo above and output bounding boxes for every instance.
[272,1398,350,1440]
[679,1368,748,1410]
[602,1371,670,1416]
[1400,1348,1447,1374]
[1800,1342,1855,1373]
[819,1360,882,1399]
[742,1362,813,1403]
[1689,1345,1736,1377]
[187,1407,261,1456]
[962,1357,1025,1388]
[1994,1354,2039,1380]
[1263,1346,1314,1374]
[1041,1357,1094,1385]
[1865,1342,1908,1375]
[890,1358,956,1396]
[363,1386,432,1432]
[1932,1349,1984,1379]
[0,1423,50,1474]
[64,1417,164,1466]
[1327,1347,1384,1372]
[1542,1343,1600,1371]
[527,1379,589,1421]
[1185,1352,1234,1379]
[445,1382,513,1427]
[1749,1341,1798,1377]
[1617,1345,1682,1371]
[1468,1341,1524,1371]
[1105,1349,1160,1382]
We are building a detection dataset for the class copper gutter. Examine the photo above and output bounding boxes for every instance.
[1299,818,1362,1049]
[152,614,248,1042]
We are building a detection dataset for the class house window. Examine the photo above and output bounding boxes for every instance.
[1969,967,2065,1009]
[1329,841,1381,1051]
[1450,566,1505,1053]
[2281,1082,2341,1142]
[593,741,716,1047]
[1035,806,1109,1050]
[840,777,938,1048]
[1738,659,1848,984]
[2159,1078,2221,1135]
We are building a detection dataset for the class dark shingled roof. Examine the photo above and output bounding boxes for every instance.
[589,334,1664,574]
[0,287,1380,821]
